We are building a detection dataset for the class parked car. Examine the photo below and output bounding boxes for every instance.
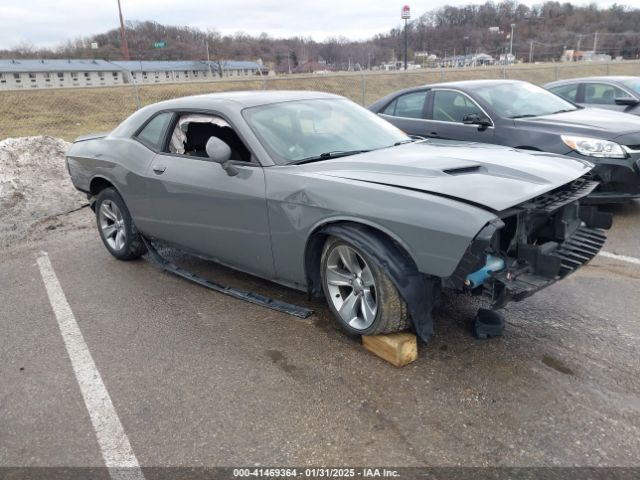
[369,79,640,203]
[66,91,609,343]
[546,76,640,115]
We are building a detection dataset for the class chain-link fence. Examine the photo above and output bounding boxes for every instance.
[1,61,639,141]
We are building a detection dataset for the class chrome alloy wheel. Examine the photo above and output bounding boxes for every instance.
[325,244,378,331]
[98,200,127,251]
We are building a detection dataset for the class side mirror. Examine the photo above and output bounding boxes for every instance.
[205,137,239,176]
[205,137,232,163]
[614,97,639,106]
[462,113,492,128]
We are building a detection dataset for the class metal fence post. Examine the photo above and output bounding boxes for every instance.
[361,74,366,106]
[554,65,559,81]
[131,77,141,109]
[262,76,267,90]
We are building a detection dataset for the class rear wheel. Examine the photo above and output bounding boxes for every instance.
[320,237,410,336]
[95,188,146,260]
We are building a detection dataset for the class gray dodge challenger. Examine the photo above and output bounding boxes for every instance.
[66,91,610,342]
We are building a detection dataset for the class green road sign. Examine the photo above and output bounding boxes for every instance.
[154,41,166,49]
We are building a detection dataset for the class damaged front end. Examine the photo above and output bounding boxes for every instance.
[446,177,612,308]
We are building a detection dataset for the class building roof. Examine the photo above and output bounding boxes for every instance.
[0,59,118,72]
[111,60,263,72]
[0,58,264,74]
[110,60,210,72]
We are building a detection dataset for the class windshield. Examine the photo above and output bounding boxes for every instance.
[475,82,579,119]
[620,79,640,96]
[243,98,410,164]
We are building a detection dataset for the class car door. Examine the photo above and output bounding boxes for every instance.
[423,89,496,143]
[141,111,275,278]
[581,82,631,112]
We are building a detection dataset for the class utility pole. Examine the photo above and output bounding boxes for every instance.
[593,32,598,55]
[117,0,130,60]
[529,40,534,63]
[509,23,515,59]
[404,18,409,70]
[401,5,411,70]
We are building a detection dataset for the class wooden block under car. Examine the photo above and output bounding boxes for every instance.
[362,332,417,367]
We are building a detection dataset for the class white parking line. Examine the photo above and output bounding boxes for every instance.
[599,251,640,266]
[37,252,144,480]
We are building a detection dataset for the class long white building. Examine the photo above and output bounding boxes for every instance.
[0,59,266,91]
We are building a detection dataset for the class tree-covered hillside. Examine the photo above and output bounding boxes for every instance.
[3,1,640,69]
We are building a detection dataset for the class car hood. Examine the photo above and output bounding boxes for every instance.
[514,107,640,140]
[298,141,593,212]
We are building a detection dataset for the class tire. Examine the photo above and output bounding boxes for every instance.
[320,237,410,336]
[95,187,146,260]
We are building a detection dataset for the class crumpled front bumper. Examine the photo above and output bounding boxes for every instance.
[489,225,606,308]
[445,175,611,309]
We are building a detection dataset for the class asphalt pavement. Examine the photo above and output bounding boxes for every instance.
[1,201,639,469]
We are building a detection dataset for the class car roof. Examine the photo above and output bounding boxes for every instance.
[418,79,524,90]
[149,90,343,110]
[546,76,639,87]
[369,80,526,107]
[111,90,347,141]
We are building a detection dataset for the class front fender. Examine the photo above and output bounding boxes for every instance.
[265,168,497,287]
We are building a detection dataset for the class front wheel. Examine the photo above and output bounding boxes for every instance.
[320,237,410,336]
[95,188,146,260]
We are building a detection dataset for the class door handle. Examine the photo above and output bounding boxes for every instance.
[152,165,166,174]
[427,132,439,138]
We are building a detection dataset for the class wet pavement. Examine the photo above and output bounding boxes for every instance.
[1,201,639,468]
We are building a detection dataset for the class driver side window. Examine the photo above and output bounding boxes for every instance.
[432,90,484,123]
[583,83,627,105]
[166,113,252,162]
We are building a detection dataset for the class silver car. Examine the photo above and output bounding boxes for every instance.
[66,91,609,342]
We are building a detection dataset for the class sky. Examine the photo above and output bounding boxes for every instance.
[1,0,639,50]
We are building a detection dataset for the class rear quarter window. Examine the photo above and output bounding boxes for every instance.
[382,91,427,119]
[550,84,578,102]
[135,112,173,150]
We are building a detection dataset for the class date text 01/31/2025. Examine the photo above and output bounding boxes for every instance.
[232,468,400,478]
